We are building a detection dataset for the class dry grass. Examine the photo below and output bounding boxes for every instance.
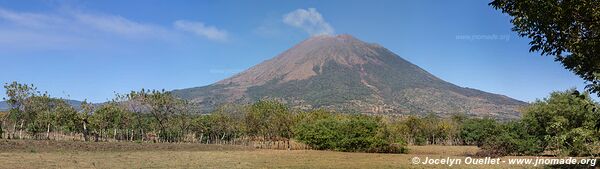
[408,145,480,156]
[0,140,540,169]
[0,139,253,153]
[1,150,539,169]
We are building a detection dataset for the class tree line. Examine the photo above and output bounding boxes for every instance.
[1,82,599,156]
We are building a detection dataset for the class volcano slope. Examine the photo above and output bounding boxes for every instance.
[173,34,526,119]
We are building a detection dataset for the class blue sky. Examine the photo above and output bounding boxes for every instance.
[0,0,588,103]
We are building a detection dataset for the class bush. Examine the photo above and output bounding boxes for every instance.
[293,113,407,153]
[521,89,600,156]
[481,89,600,157]
[459,118,500,146]
[480,121,543,156]
[336,115,380,151]
[293,117,340,150]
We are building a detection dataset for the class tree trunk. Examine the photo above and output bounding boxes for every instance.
[18,120,23,139]
[46,123,50,139]
[157,130,161,143]
[11,123,16,139]
[141,129,144,142]
[0,120,4,139]
[199,133,204,144]
[83,121,88,142]
[94,130,99,142]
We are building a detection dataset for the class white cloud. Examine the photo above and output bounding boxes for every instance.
[283,8,334,36]
[174,20,228,42]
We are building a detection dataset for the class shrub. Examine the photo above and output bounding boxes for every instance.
[293,113,407,153]
[293,117,340,150]
[521,89,600,156]
[459,118,500,146]
[481,89,600,157]
[480,121,543,156]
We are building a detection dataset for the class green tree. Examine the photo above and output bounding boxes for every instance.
[90,102,132,141]
[386,118,410,146]
[3,82,38,139]
[207,104,246,143]
[144,89,183,142]
[209,112,234,143]
[490,0,600,95]
[79,100,94,141]
[403,115,427,145]
[171,101,193,142]
[30,97,78,139]
[53,100,79,133]
[116,90,150,141]
[22,95,52,138]
[191,115,211,143]
[521,89,600,156]
[245,100,293,143]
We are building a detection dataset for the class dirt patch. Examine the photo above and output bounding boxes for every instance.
[0,139,254,153]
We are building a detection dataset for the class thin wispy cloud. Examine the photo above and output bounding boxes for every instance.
[74,12,170,38]
[174,20,229,42]
[0,7,228,50]
[0,8,66,28]
[0,29,87,50]
[283,8,334,36]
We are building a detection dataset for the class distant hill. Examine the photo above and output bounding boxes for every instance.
[0,99,84,111]
[172,34,527,119]
[0,101,7,111]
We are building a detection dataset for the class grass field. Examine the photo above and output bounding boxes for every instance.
[0,140,544,169]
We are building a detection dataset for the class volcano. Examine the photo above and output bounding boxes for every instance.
[173,34,526,119]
